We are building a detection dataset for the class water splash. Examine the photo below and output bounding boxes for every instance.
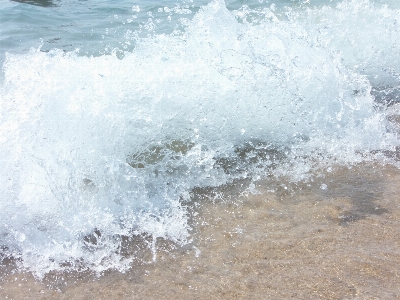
[0,0,399,277]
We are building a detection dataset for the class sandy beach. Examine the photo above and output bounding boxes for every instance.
[2,0,400,299]
[1,163,399,299]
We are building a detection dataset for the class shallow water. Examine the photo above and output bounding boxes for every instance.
[1,0,400,283]
[0,163,399,299]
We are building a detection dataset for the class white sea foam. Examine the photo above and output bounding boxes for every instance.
[0,0,399,277]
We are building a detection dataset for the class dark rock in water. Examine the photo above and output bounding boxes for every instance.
[11,0,56,7]
[371,86,400,106]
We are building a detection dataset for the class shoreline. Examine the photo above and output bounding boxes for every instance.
[1,163,400,299]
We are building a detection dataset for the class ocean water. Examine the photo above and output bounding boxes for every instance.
[0,0,399,279]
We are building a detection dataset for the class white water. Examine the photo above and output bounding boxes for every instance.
[0,0,399,278]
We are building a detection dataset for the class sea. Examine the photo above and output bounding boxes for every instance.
[0,0,400,295]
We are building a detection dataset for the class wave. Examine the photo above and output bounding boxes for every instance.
[0,0,399,277]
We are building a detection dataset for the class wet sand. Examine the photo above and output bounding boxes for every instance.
[1,163,400,299]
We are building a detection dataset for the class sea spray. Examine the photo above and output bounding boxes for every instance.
[0,0,399,277]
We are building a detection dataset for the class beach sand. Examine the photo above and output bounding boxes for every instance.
[1,163,399,299]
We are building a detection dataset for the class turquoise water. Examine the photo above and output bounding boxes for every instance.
[3,0,385,65]
[0,0,400,278]
[1,0,283,65]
